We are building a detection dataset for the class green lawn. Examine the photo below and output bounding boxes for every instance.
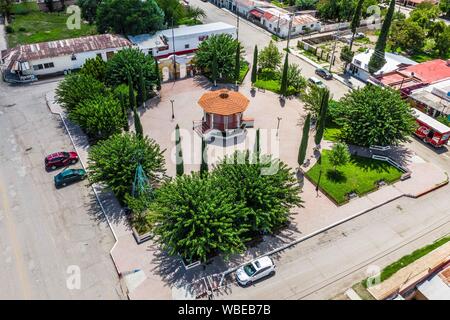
[323,123,342,142]
[7,11,97,47]
[363,236,450,288]
[254,78,298,96]
[305,150,403,204]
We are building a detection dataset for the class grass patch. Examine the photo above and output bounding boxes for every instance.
[8,11,97,47]
[354,37,372,45]
[324,122,342,142]
[216,62,249,85]
[305,150,402,204]
[11,1,39,15]
[270,0,288,8]
[363,236,450,288]
[254,78,298,96]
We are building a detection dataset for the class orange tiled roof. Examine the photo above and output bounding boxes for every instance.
[198,89,250,116]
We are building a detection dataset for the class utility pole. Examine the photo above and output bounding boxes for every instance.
[328,22,342,73]
[236,3,239,41]
[171,17,177,81]
[276,13,281,36]
[286,13,294,51]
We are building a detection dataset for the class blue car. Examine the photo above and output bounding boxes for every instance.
[54,168,87,188]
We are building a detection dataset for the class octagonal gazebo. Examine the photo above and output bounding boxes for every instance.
[196,89,251,132]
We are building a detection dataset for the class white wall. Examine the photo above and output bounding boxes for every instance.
[28,47,124,76]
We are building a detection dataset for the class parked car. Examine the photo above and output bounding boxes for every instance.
[236,256,275,286]
[54,168,87,188]
[355,32,365,39]
[315,68,333,80]
[45,151,79,170]
[308,76,326,88]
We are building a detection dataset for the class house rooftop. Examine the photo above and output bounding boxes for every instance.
[397,59,450,84]
[159,22,236,39]
[1,34,131,70]
[352,49,417,75]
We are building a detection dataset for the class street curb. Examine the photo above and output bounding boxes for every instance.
[45,93,121,273]
[406,177,449,199]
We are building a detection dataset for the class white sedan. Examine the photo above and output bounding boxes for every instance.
[236,256,275,286]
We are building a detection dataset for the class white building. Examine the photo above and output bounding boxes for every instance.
[128,22,237,59]
[1,34,131,83]
[347,49,417,82]
[409,79,450,118]
[211,0,321,37]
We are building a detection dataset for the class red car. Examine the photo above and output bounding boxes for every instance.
[45,151,79,170]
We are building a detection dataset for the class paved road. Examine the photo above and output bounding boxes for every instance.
[0,80,124,299]
[191,0,351,99]
[219,184,449,299]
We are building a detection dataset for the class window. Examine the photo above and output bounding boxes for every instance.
[33,64,44,71]
[44,62,54,69]
[96,53,102,59]
[199,35,208,41]
[184,44,190,49]
[310,24,314,28]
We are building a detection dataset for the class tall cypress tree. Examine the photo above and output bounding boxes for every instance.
[298,113,311,167]
[314,89,329,146]
[212,54,218,87]
[200,138,208,176]
[175,124,184,176]
[253,128,260,163]
[154,58,161,91]
[133,106,143,139]
[349,0,364,51]
[138,69,147,107]
[368,0,396,74]
[234,42,241,83]
[280,53,289,97]
[128,74,135,111]
[251,45,258,85]
[120,93,129,132]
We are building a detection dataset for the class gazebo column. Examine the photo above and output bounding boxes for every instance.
[224,115,228,130]
[210,113,214,129]
[237,113,241,128]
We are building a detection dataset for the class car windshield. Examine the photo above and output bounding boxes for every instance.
[243,263,257,276]
[62,152,69,158]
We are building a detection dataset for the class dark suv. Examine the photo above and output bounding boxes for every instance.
[315,68,333,80]
[45,151,79,170]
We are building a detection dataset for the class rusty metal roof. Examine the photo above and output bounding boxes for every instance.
[2,34,131,70]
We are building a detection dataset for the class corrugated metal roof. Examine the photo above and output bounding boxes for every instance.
[2,34,131,70]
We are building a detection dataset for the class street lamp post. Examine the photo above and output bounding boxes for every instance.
[170,99,175,120]
[276,117,282,137]
[328,22,342,73]
[286,13,294,52]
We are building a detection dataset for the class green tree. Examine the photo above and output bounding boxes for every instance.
[368,0,396,74]
[211,54,218,87]
[128,74,136,110]
[287,64,306,91]
[79,56,107,82]
[296,0,318,10]
[133,106,143,138]
[0,0,12,20]
[409,2,441,31]
[340,45,354,67]
[258,41,282,71]
[435,25,450,58]
[317,0,355,22]
[214,151,302,234]
[200,138,208,176]
[119,93,130,132]
[253,128,260,163]
[194,34,243,82]
[96,0,164,35]
[314,88,330,146]
[156,0,184,25]
[300,82,329,119]
[151,173,247,262]
[235,43,241,83]
[349,0,364,50]
[68,94,123,141]
[328,142,350,172]
[175,124,184,176]
[298,113,311,167]
[251,45,258,84]
[55,74,106,112]
[87,132,166,202]
[280,53,289,97]
[389,20,426,53]
[137,69,147,107]
[106,48,157,90]
[77,0,101,24]
[339,86,416,147]
[440,0,450,17]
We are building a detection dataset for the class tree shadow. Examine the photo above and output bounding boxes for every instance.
[325,169,346,183]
